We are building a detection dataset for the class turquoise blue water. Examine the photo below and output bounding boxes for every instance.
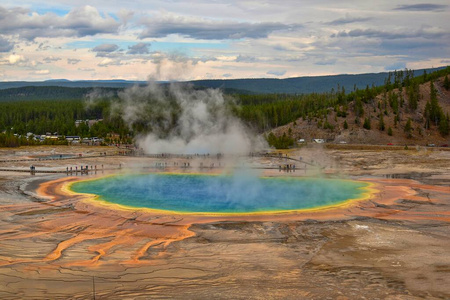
[70,174,368,213]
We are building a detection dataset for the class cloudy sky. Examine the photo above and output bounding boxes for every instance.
[0,0,449,81]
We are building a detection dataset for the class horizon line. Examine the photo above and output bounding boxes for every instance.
[1,65,448,83]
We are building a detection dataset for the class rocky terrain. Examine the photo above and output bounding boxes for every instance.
[0,146,448,299]
[273,76,450,146]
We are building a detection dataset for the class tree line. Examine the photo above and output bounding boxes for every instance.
[0,67,449,147]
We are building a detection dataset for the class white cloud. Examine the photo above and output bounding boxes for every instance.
[98,57,123,67]
[0,1,449,81]
[8,54,26,64]
[0,5,120,40]
[32,69,50,75]
[67,58,81,64]
[78,67,95,72]
[127,42,150,54]
[43,56,61,63]
[98,58,114,66]
[93,43,119,53]
[139,14,301,40]
[118,9,134,24]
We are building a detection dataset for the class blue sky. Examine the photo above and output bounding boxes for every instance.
[66,40,229,54]
[0,0,449,81]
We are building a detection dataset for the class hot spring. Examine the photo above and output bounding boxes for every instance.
[69,173,371,214]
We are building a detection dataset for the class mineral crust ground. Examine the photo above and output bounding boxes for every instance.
[0,145,449,299]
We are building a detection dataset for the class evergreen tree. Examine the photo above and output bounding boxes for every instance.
[363,117,371,130]
[266,132,294,149]
[343,120,348,129]
[429,81,442,126]
[388,127,393,136]
[439,112,449,136]
[444,75,450,91]
[388,91,399,114]
[407,82,419,111]
[384,73,392,90]
[354,97,364,118]
[273,109,279,127]
[364,85,372,102]
[398,89,403,108]
[323,120,334,130]
[378,114,385,131]
[424,101,431,129]
[404,118,413,138]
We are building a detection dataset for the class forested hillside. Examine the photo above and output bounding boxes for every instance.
[0,80,145,90]
[0,67,449,148]
[0,86,120,102]
[266,68,450,148]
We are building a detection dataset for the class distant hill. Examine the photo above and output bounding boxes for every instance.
[0,67,447,94]
[0,80,146,90]
[191,73,389,94]
[191,67,447,94]
[0,86,120,102]
[0,85,249,102]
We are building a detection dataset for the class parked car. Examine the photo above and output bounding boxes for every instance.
[313,139,325,144]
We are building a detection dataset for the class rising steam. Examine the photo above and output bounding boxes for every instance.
[111,82,267,154]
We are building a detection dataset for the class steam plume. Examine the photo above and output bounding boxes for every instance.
[112,82,267,154]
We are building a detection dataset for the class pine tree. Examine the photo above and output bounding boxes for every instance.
[385,73,392,90]
[407,82,418,111]
[364,85,372,102]
[388,91,399,114]
[404,118,413,138]
[273,110,279,127]
[354,97,364,118]
[429,81,442,126]
[343,120,348,129]
[363,117,371,130]
[439,112,449,136]
[444,75,450,91]
[388,127,393,136]
[399,89,403,108]
[378,114,385,131]
[424,101,431,129]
